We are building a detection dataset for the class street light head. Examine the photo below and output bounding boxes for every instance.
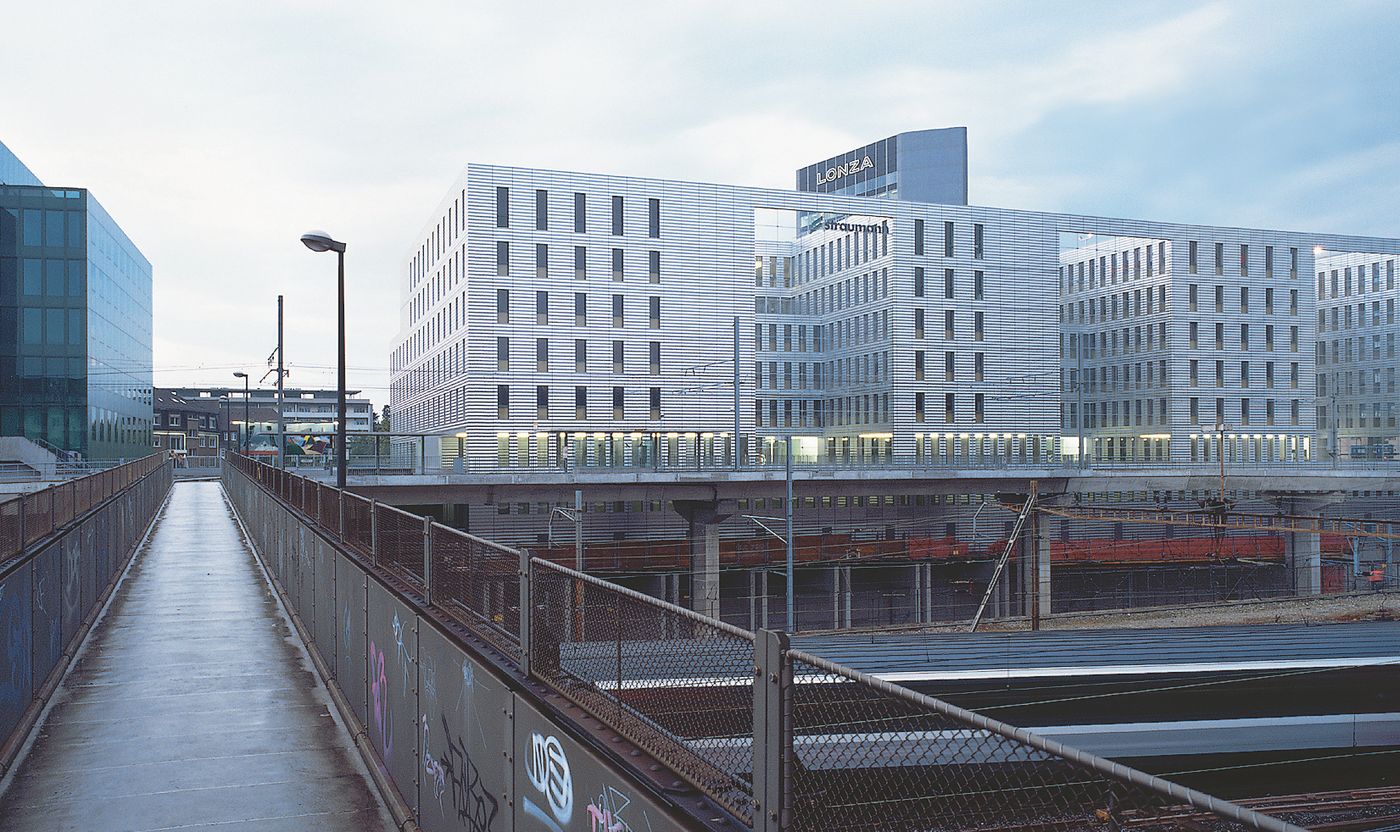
[233,372,248,378]
[300,230,346,254]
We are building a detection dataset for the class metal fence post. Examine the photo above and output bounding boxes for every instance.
[422,515,433,607]
[16,493,25,554]
[370,499,379,567]
[338,490,346,541]
[518,550,532,677]
[753,628,791,832]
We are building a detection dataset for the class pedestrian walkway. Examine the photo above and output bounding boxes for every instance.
[0,481,393,831]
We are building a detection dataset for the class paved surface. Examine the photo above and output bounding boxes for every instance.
[0,481,393,832]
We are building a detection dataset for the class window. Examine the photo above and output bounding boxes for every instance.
[611,195,624,235]
[496,241,509,276]
[1290,247,1298,279]
[1264,287,1273,314]
[914,308,924,339]
[1241,397,1251,425]
[1264,245,1273,278]
[612,386,625,419]
[495,186,509,228]
[648,296,661,329]
[1214,242,1223,276]
[974,310,984,341]
[944,309,955,339]
[914,219,924,255]
[535,243,548,278]
[573,192,586,233]
[1240,323,1249,350]
[574,339,587,372]
[496,337,509,371]
[536,386,549,419]
[1214,322,1224,350]
[974,352,984,381]
[497,385,509,418]
[612,294,624,327]
[1189,284,1197,311]
[943,268,954,299]
[647,198,660,238]
[974,270,984,300]
[974,393,984,423]
[1189,240,1198,274]
[535,291,549,324]
[648,250,660,284]
[612,340,624,372]
[536,338,549,371]
[574,246,587,280]
[1240,244,1249,276]
[1241,360,1250,387]
[1240,287,1249,313]
[649,387,661,420]
[535,189,548,230]
[943,221,954,257]
[574,292,587,325]
[574,386,587,419]
[649,341,660,375]
[1214,285,1224,313]
[1189,359,1198,386]
[915,391,926,422]
[1290,326,1299,352]
[914,267,924,298]
[973,223,984,259]
[611,248,624,281]
[1189,397,1199,424]
[944,393,955,423]
[944,351,955,382]
[496,289,509,323]
[914,350,924,381]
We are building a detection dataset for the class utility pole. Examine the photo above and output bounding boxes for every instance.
[785,434,794,632]
[277,295,285,469]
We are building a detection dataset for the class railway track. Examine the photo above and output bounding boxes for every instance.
[1124,785,1400,830]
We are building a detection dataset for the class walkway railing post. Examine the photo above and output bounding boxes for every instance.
[16,493,24,554]
[338,491,346,541]
[518,550,532,677]
[369,499,379,567]
[422,515,433,607]
[753,628,792,832]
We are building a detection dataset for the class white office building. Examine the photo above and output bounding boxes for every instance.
[389,137,1400,470]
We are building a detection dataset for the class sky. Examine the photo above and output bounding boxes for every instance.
[4,0,1399,412]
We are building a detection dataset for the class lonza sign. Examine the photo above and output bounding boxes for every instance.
[816,155,875,185]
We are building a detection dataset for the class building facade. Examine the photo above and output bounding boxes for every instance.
[153,388,224,457]
[163,386,375,441]
[389,150,1400,471]
[796,128,969,204]
[0,139,153,459]
[1315,251,1400,458]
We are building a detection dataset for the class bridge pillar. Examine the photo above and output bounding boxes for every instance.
[1271,494,1338,596]
[674,499,733,619]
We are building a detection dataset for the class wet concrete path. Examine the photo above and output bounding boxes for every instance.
[0,481,393,831]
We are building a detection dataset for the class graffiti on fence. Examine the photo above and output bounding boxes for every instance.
[587,785,646,832]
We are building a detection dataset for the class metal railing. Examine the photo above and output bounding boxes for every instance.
[221,452,1307,832]
[0,454,173,772]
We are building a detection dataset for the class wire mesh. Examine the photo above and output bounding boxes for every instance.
[316,482,340,535]
[0,497,19,559]
[374,502,424,583]
[22,490,53,546]
[528,559,758,825]
[342,492,374,559]
[786,650,1209,832]
[431,524,521,657]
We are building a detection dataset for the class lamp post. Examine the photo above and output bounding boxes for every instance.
[301,230,348,489]
[232,372,250,452]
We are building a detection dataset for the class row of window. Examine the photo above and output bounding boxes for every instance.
[912,219,984,259]
[496,187,661,239]
[913,267,985,300]
[912,308,986,341]
[1187,359,1302,389]
[495,241,663,283]
[1062,242,1171,293]
[1318,401,1399,431]
[494,288,661,329]
[913,392,987,423]
[1187,242,1298,279]
[1185,322,1299,352]
[1317,260,1396,300]
[1318,299,1397,333]
[1065,323,1170,360]
[913,350,986,382]
[496,384,662,421]
[1188,396,1302,427]
[1319,368,1398,398]
[496,337,662,375]
[1316,333,1397,366]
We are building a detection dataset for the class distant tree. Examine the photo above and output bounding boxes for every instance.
[375,405,392,432]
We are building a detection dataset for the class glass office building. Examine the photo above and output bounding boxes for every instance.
[0,140,153,459]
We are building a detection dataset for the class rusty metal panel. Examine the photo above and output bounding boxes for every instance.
[336,555,368,728]
[417,623,513,832]
[0,561,33,745]
[29,543,61,689]
[367,580,420,818]
[513,695,690,832]
[312,534,337,675]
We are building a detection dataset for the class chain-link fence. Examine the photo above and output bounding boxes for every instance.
[220,453,1309,832]
[784,647,1303,832]
[529,558,759,825]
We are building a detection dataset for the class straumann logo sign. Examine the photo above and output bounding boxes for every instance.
[816,155,875,185]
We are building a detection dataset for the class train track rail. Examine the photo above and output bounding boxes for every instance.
[1124,785,1400,830]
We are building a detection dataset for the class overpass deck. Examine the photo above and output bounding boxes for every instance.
[0,482,393,832]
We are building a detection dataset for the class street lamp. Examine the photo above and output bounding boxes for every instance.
[301,229,348,490]
[232,372,250,452]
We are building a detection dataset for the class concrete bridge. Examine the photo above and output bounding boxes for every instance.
[0,455,1352,831]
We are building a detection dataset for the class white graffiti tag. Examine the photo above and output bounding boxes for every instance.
[525,732,573,831]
